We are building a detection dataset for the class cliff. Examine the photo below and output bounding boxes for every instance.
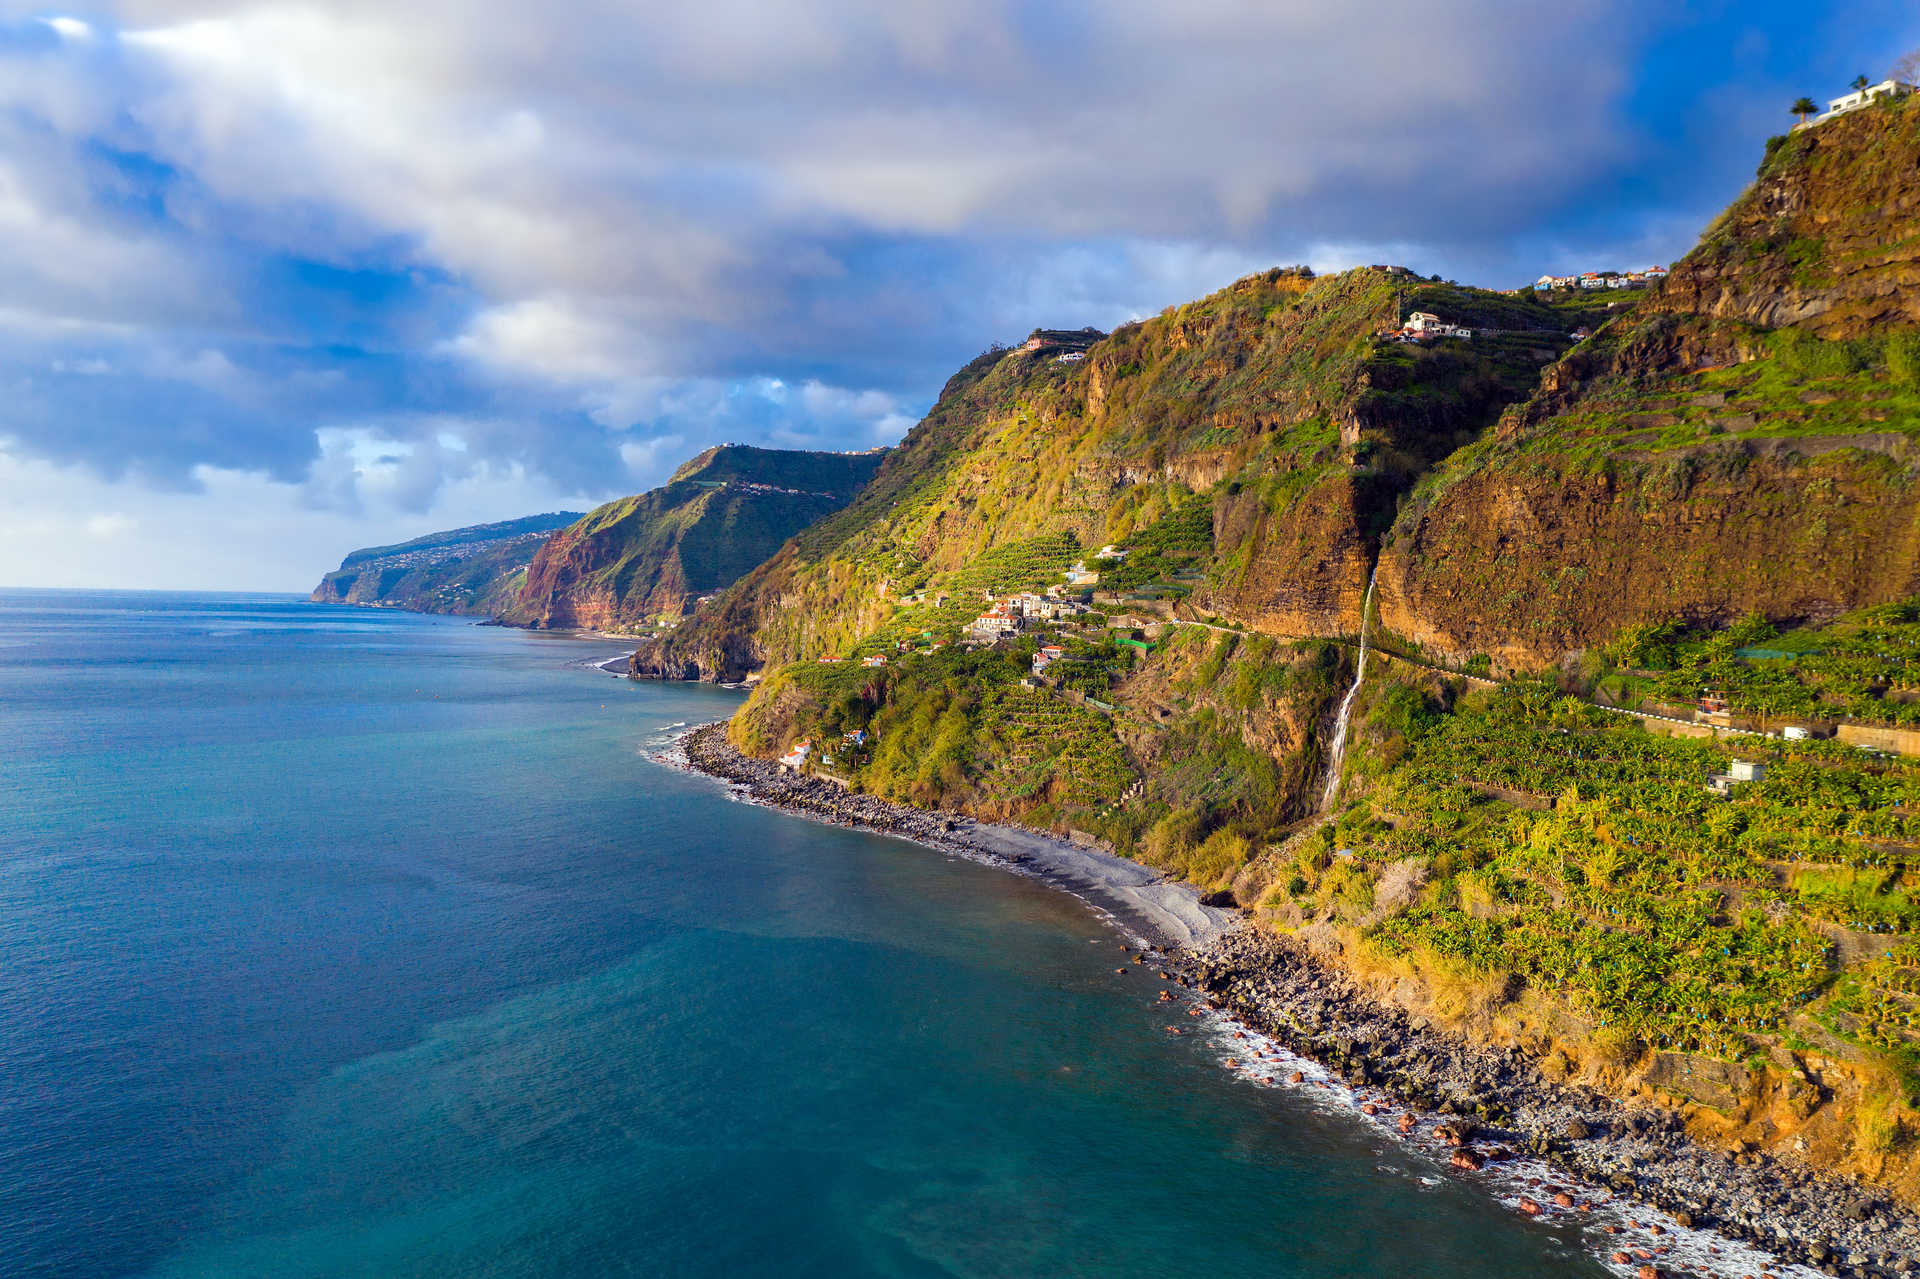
[1379,94,1920,670]
[309,513,582,614]
[638,267,1595,680]
[506,444,886,631]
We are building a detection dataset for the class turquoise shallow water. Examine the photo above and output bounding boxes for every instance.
[0,590,1607,1278]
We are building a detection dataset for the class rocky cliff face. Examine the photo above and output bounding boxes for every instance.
[509,444,886,631]
[1380,95,1920,669]
[309,513,582,614]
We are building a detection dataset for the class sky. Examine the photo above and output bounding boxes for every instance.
[0,1,1913,590]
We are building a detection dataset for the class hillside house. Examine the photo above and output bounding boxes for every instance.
[1399,312,1474,340]
[1096,545,1129,560]
[861,654,887,668]
[1821,79,1916,122]
[1019,327,1107,355]
[1065,560,1101,586]
[779,739,811,770]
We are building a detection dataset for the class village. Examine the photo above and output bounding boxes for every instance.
[1530,264,1668,293]
[778,542,1178,772]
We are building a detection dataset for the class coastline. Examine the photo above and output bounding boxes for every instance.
[672,720,1920,1279]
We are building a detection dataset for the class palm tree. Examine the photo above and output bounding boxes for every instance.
[1793,96,1818,123]
[1853,74,1872,94]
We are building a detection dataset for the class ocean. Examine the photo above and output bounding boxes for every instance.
[0,591,1607,1277]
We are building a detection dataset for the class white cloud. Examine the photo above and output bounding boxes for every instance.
[0,0,1873,586]
[41,16,93,41]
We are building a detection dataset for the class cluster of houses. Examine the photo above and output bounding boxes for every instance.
[1533,266,1668,292]
[967,588,1092,641]
[1381,311,1479,343]
[1797,78,1915,130]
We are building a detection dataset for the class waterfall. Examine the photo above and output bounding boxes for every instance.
[1319,564,1378,812]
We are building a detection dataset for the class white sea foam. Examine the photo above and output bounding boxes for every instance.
[1180,999,1822,1279]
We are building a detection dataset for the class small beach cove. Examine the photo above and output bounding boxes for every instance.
[668,720,1920,1279]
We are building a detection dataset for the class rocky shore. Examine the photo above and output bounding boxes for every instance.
[1180,935,1920,1279]
[678,722,1920,1279]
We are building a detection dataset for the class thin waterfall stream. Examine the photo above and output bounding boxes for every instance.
[1319,564,1377,812]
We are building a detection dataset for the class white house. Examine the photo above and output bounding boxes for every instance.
[1096,544,1130,560]
[1064,560,1101,586]
[861,654,887,668]
[1824,79,1916,119]
[779,739,812,770]
[968,604,1021,641]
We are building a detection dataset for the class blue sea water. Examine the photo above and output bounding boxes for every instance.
[0,591,1608,1278]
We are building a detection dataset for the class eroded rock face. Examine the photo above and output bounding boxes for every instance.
[1379,445,1920,670]
[1658,109,1920,338]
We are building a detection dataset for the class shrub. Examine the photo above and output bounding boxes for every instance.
[1767,327,1878,378]
[1609,620,1683,669]
[1588,1024,1642,1067]
[1887,331,1920,387]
